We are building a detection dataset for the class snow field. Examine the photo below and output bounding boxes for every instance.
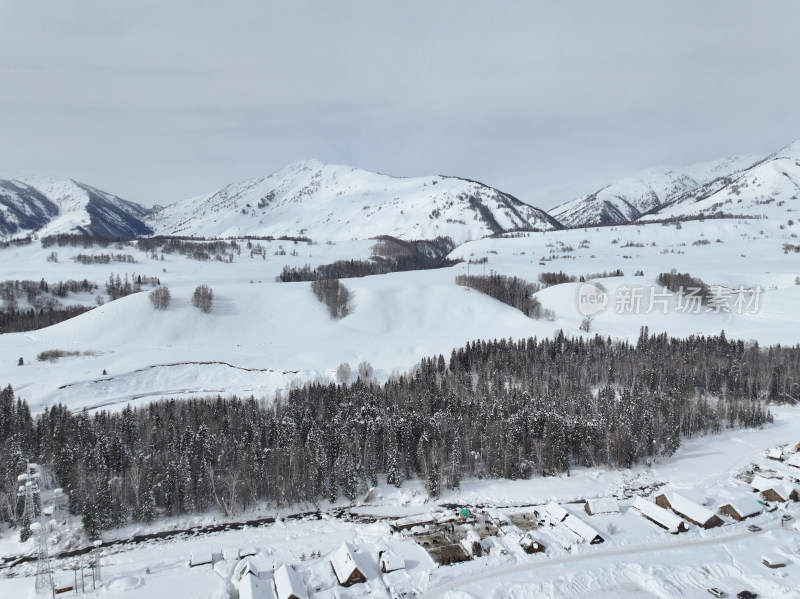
[1,215,799,413]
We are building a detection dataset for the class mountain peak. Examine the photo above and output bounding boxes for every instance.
[147,163,560,243]
[0,175,153,239]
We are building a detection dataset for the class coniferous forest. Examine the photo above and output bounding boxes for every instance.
[1,329,796,538]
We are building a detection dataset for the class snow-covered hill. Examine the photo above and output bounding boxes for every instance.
[0,176,153,239]
[547,155,761,228]
[548,167,699,227]
[642,140,800,223]
[147,160,561,243]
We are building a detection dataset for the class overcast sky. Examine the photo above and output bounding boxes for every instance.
[1,1,799,210]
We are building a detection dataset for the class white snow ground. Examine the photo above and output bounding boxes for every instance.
[1,215,798,412]
[1,200,799,597]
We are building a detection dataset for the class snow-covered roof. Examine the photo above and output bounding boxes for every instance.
[585,497,620,515]
[751,476,797,499]
[379,550,405,573]
[234,558,259,581]
[767,447,784,460]
[762,554,787,566]
[661,492,717,525]
[274,564,308,599]
[719,497,763,518]
[769,482,798,500]
[239,573,277,599]
[189,551,214,566]
[786,453,800,469]
[632,497,687,532]
[545,501,569,522]
[330,543,361,585]
[750,475,779,491]
[391,513,436,529]
[562,514,603,543]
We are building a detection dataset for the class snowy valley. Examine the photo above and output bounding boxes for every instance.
[1,141,800,599]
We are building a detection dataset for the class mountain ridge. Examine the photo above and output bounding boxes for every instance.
[0,175,153,239]
[146,159,562,244]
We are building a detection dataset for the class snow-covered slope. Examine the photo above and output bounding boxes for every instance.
[0,176,153,239]
[147,160,561,243]
[0,179,60,236]
[548,155,760,228]
[548,167,699,227]
[643,140,800,222]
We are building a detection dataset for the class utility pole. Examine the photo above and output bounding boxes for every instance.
[17,462,41,541]
[19,462,53,596]
[31,520,53,597]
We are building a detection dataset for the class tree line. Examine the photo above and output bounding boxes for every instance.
[1,329,795,537]
[656,270,711,303]
[41,234,131,249]
[455,272,545,318]
[278,236,460,282]
[73,253,136,265]
[136,237,241,262]
[311,278,349,318]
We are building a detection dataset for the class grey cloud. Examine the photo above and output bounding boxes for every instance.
[0,1,798,210]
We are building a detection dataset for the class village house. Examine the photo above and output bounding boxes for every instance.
[761,484,799,503]
[786,453,800,470]
[562,514,605,544]
[751,475,799,502]
[762,554,787,569]
[519,533,546,554]
[631,497,689,533]
[718,497,763,521]
[766,447,784,461]
[544,501,569,523]
[273,564,308,599]
[654,492,724,529]
[378,550,405,574]
[189,550,221,568]
[330,543,367,587]
[584,497,620,516]
[390,513,437,532]
[238,568,277,599]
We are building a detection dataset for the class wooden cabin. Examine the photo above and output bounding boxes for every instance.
[762,554,787,569]
[274,564,308,599]
[379,550,405,574]
[632,497,689,533]
[655,492,724,529]
[330,543,366,587]
[519,534,546,554]
[584,497,620,516]
[718,499,762,522]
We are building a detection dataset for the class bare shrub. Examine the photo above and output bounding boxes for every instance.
[580,315,593,333]
[357,361,374,380]
[336,362,352,384]
[311,278,349,318]
[192,285,214,313]
[149,286,171,311]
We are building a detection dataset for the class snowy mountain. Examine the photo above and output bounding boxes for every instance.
[642,140,800,222]
[548,167,699,227]
[547,155,760,228]
[147,160,561,243]
[0,176,153,239]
